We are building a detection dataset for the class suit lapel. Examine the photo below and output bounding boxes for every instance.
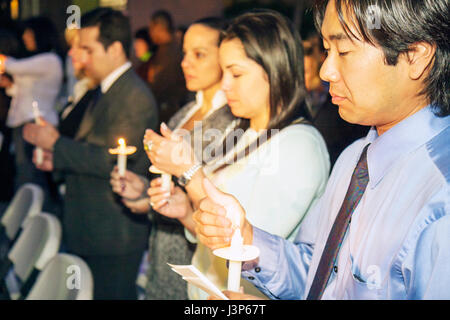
[75,90,105,140]
[75,69,133,141]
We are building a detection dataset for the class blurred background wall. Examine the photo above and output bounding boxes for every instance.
[0,0,315,34]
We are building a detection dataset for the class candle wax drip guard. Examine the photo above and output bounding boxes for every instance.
[213,244,259,262]
[108,146,137,155]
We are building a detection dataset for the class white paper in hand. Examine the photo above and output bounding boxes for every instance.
[168,263,229,300]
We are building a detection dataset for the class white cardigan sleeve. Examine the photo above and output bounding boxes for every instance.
[245,125,330,240]
[184,125,330,244]
[5,53,60,76]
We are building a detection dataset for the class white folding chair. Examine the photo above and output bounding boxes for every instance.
[26,253,93,300]
[0,183,43,244]
[0,213,61,299]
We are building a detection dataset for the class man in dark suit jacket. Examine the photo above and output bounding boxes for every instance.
[23,8,158,299]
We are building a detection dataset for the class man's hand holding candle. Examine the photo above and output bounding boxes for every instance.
[110,167,153,214]
[193,178,253,251]
[110,167,146,199]
[32,148,54,171]
[23,120,60,151]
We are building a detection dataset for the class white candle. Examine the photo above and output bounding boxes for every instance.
[149,165,172,193]
[35,145,44,166]
[109,138,136,178]
[227,228,244,292]
[117,138,127,177]
[212,204,260,295]
[32,101,43,165]
[161,173,171,192]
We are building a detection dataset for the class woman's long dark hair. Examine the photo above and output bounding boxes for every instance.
[23,16,63,58]
[220,9,308,131]
[211,9,309,172]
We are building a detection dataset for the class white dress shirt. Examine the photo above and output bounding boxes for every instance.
[100,61,132,94]
[174,90,228,130]
[243,106,449,300]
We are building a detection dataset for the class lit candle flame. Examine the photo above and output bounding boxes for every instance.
[118,138,125,147]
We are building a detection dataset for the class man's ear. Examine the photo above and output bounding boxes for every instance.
[406,42,436,80]
[108,41,125,59]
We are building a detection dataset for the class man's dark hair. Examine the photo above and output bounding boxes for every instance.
[150,10,174,34]
[314,0,449,117]
[81,8,132,58]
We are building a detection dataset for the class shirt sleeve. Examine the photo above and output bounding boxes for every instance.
[5,54,60,77]
[54,87,158,178]
[406,210,450,299]
[241,226,313,300]
[53,136,115,178]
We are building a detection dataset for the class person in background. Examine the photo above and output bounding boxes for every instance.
[147,10,189,124]
[110,17,239,300]
[0,26,24,202]
[58,28,98,139]
[302,20,368,168]
[64,27,78,106]
[175,25,187,46]
[43,27,101,220]
[0,16,63,212]
[133,27,155,82]
[144,9,330,300]
[196,0,449,300]
[22,8,159,300]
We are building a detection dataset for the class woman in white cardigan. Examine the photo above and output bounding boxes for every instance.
[0,17,63,196]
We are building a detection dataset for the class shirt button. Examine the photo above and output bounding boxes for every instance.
[334,266,338,273]
[248,276,255,281]
[255,267,261,273]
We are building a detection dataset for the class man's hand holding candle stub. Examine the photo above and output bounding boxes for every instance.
[23,118,60,151]
[193,178,253,252]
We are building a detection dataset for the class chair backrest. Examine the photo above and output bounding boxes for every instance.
[1,184,43,240]
[8,213,62,282]
[26,254,93,300]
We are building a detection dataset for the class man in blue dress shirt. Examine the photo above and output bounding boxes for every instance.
[193,0,449,299]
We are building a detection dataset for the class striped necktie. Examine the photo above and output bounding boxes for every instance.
[307,144,370,300]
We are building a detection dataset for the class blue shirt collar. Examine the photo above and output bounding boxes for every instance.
[365,105,450,189]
